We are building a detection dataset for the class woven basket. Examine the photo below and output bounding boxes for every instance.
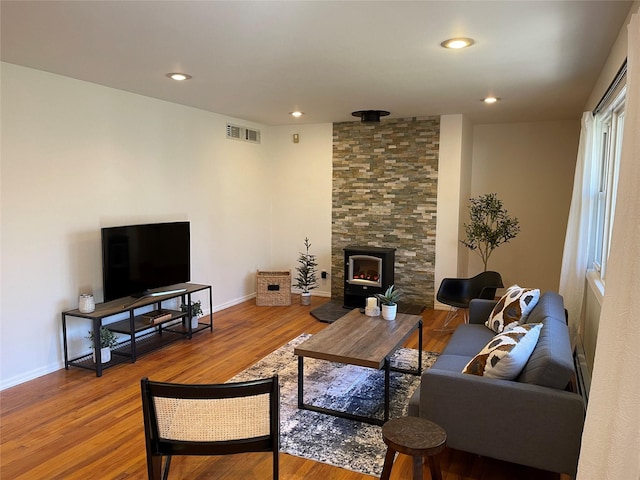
[256,270,291,306]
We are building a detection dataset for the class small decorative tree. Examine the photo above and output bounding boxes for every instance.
[181,300,203,329]
[86,326,118,364]
[295,237,319,305]
[86,326,118,350]
[461,193,520,271]
[181,300,203,318]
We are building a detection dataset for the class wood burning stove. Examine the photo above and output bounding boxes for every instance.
[343,246,395,308]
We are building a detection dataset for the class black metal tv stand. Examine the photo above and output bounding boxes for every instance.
[62,283,212,377]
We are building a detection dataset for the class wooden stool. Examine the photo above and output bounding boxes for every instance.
[380,416,447,480]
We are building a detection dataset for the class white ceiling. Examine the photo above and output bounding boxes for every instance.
[0,1,633,126]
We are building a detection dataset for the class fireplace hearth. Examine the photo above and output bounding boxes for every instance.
[343,246,395,308]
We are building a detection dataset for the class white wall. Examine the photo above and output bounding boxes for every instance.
[469,121,580,292]
[579,1,638,372]
[584,1,635,112]
[458,115,475,278]
[434,115,471,308]
[0,62,583,389]
[577,9,639,479]
[266,124,333,297]
[0,63,278,388]
[583,274,603,371]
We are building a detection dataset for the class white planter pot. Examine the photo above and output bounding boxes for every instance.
[300,292,311,306]
[92,347,111,364]
[191,316,199,329]
[381,304,397,321]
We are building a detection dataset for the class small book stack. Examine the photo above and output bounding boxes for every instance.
[141,310,173,325]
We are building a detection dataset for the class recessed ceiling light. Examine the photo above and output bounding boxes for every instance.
[166,73,192,81]
[440,38,475,49]
[483,96,500,104]
[290,111,304,118]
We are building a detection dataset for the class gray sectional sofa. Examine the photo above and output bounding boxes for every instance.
[409,291,585,477]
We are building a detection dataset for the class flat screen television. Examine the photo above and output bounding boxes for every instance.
[101,221,190,302]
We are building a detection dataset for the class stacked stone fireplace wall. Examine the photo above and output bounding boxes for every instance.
[331,116,439,309]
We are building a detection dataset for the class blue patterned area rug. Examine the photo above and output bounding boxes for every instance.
[229,334,439,477]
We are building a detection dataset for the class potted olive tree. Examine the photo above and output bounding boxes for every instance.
[461,193,520,271]
[375,285,401,320]
[294,237,319,306]
[87,326,118,364]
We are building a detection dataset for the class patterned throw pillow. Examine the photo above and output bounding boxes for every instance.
[462,323,543,380]
[486,284,540,333]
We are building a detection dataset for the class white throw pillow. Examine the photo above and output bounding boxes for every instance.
[462,323,543,380]
[486,284,540,333]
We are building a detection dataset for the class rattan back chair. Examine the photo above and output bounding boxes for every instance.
[141,375,280,480]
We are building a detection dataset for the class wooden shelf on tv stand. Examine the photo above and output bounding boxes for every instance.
[61,283,213,377]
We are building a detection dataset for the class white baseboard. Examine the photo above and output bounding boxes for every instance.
[1,361,64,391]
[307,289,331,298]
[212,293,256,312]
[434,301,450,311]
[285,288,332,298]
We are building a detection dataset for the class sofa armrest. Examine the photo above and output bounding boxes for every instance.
[468,299,497,324]
[419,368,584,476]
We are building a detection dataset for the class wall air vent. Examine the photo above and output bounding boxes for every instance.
[226,124,242,139]
[245,128,260,143]
[226,123,261,144]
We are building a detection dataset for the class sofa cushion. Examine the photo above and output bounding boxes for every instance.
[441,324,495,357]
[430,353,474,373]
[486,285,540,333]
[462,323,542,379]
[524,291,566,326]
[518,316,575,389]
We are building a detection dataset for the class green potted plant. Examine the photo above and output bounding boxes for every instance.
[294,237,319,306]
[460,193,520,271]
[181,300,203,329]
[375,285,401,320]
[86,326,118,364]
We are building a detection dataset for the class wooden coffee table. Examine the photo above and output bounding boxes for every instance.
[294,308,423,426]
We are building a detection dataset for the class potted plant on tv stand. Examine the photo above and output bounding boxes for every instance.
[375,285,401,321]
[181,300,203,329]
[295,237,319,306]
[86,326,118,364]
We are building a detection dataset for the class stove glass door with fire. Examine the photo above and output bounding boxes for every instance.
[343,246,395,308]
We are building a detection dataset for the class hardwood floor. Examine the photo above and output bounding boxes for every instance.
[1,296,568,479]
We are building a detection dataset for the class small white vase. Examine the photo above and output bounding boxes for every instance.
[381,304,397,321]
[92,347,111,364]
[300,292,311,306]
[191,316,199,329]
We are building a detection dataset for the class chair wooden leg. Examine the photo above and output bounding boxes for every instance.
[428,455,442,480]
[380,447,396,480]
[147,454,163,480]
[412,455,423,479]
[273,451,279,479]
[161,455,172,480]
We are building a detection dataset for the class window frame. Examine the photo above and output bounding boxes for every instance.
[590,87,626,285]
